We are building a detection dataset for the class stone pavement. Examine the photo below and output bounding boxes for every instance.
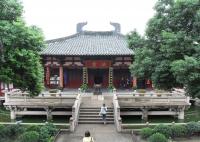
[56,124,133,142]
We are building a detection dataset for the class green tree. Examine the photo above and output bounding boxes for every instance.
[0,0,45,96]
[129,0,200,97]
[127,30,145,50]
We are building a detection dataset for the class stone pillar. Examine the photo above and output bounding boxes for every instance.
[46,109,53,121]
[178,108,184,120]
[109,67,113,86]
[59,66,63,88]
[46,66,50,87]
[83,67,88,84]
[11,109,16,120]
[142,108,148,121]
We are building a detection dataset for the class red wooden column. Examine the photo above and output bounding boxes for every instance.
[59,66,63,88]
[46,66,50,87]
[132,77,137,88]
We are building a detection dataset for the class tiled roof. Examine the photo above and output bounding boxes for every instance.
[41,31,134,56]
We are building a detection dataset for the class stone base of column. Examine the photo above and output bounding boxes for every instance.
[178,110,184,119]
[141,109,148,121]
[142,115,148,121]
[11,110,16,120]
[47,114,53,121]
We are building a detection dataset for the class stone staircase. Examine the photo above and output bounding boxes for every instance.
[78,107,114,124]
[78,95,114,124]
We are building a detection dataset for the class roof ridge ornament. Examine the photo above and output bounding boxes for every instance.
[110,22,121,33]
[76,22,87,33]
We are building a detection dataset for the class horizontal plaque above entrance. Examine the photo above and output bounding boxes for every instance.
[85,60,111,68]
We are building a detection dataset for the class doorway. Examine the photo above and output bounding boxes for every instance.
[94,75,103,84]
[88,69,108,88]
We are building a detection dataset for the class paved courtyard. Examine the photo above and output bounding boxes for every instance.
[56,124,133,142]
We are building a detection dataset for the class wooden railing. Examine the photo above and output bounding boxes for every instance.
[70,89,82,132]
[113,89,122,132]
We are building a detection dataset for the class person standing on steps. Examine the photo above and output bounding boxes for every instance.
[99,103,107,124]
[83,130,94,142]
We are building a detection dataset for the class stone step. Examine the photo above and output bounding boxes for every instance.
[78,106,114,124]
[78,120,114,124]
[79,115,114,118]
[80,106,113,110]
[79,112,114,115]
[80,109,113,112]
[79,117,114,120]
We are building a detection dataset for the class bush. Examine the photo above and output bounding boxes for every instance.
[108,84,114,91]
[20,131,39,142]
[39,123,58,142]
[39,127,50,142]
[80,83,88,91]
[26,125,41,132]
[153,124,172,138]
[186,121,200,135]
[148,133,167,142]
[43,123,58,136]
[140,127,154,139]
[0,124,6,138]
[48,136,54,142]
[171,125,187,138]
[6,124,25,137]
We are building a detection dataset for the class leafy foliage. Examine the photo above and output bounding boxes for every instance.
[19,131,39,142]
[148,133,167,142]
[153,124,172,138]
[128,0,200,97]
[0,0,45,96]
[39,123,58,142]
[171,124,187,138]
[0,123,58,142]
[186,121,200,135]
[0,0,23,21]
[127,30,145,50]
[140,127,154,139]
[80,83,88,91]
[26,125,41,132]
[6,124,25,137]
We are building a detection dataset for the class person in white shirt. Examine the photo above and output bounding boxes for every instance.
[83,131,94,142]
[99,103,107,124]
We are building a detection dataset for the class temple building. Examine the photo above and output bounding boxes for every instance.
[41,22,136,89]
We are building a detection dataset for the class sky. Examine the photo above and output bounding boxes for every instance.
[21,0,157,40]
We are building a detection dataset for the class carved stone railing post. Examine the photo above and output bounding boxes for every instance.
[113,89,122,132]
[70,92,82,132]
[69,117,74,132]
[4,88,9,103]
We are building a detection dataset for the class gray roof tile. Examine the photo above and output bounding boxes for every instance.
[41,31,134,56]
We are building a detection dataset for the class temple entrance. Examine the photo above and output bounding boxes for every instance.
[94,75,103,84]
[88,69,109,88]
